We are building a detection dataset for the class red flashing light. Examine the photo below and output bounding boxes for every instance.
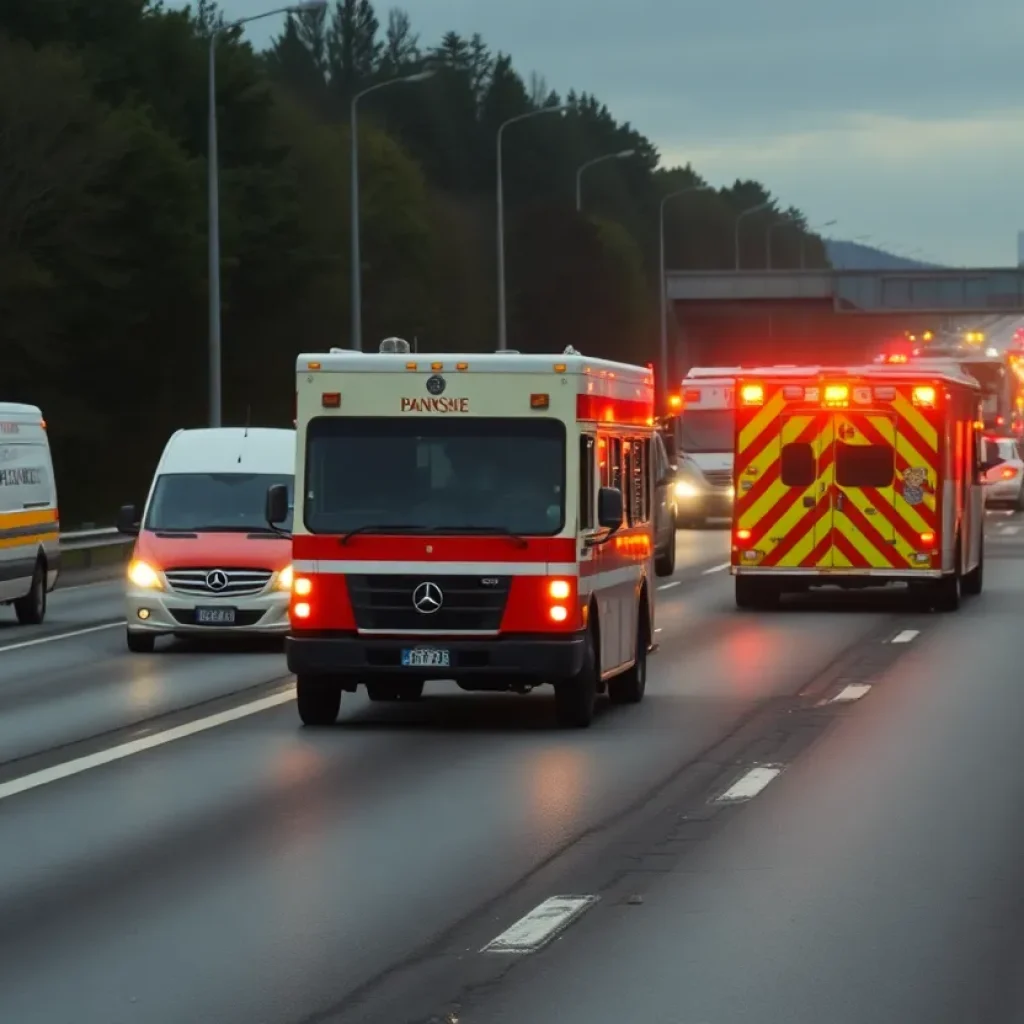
[684,389,701,403]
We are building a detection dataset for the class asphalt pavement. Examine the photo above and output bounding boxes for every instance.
[0,520,1019,1024]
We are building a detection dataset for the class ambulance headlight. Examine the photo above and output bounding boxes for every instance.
[675,480,700,499]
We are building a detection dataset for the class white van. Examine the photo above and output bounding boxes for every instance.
[116,427,295,652]
[0,403,60,624]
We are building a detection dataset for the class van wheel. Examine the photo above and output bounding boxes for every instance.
[608,606,648,705]
[14,560,47,626]
[654,534,676,577]
[126,630,155,653]
[296,674,342,726]
[961,534,983,596]
[554,625,598,728]
[367,680,424,701]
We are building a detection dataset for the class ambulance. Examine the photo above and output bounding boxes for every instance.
[730,362,991,611]
[673,368,739,526]
[268,339,663,729]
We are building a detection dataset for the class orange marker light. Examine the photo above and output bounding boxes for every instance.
[740,384,763,406]
[919,532,934,545]
[322,392,341,408]
[912,385,936,406]
[736,528,752,541]
[668,394,682,410]
[530,393,549,408]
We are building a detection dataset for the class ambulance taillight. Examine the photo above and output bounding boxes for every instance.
[740,384,763,406]
[912,386,936,407]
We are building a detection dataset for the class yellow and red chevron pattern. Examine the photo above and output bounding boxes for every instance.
[733,382,941,572]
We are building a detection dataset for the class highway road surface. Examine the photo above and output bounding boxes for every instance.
[0,519,1020,1023]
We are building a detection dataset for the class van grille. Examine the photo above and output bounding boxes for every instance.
[347,575,511,632]
[702,469,733,488]
[165,568,274,597]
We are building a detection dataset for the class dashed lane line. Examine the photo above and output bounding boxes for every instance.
[890,629,919,644]
[701,562,730,574]
[480,896,600,954]
[713,765,783,804]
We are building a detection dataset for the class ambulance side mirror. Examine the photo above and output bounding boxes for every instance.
[597,486,624,531]
[266,484,289,527]
[116,504,139,536]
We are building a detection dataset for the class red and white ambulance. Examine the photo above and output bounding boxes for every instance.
[267,338,663,729]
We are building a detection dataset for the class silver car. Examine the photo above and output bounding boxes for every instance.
[983,436,1024,509]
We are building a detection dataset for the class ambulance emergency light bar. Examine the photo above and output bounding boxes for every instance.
[739,381,936,408]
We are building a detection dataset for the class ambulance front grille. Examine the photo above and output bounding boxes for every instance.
[702,469,733,488]
[347,575,512,632]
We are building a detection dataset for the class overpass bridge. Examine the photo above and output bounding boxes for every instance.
[663,266,1024,383]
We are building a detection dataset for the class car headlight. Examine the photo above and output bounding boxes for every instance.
[275,565,294,591]
[675,480,701,499]
[127,560,162,590]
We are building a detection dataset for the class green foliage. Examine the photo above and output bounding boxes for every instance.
[0,0,825,522]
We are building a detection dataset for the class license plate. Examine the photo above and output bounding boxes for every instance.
[195,606,236,625]
[401,648,450,668]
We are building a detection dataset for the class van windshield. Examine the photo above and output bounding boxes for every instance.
[144,473,293,532]
[679,410,733,453]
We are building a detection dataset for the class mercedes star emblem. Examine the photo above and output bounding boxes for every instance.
[412,581,443,614]
[206,569,229,591]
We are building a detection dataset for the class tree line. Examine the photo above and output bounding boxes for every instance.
[0,0,827,523]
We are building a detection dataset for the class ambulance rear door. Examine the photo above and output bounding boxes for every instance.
[826,401,901,570]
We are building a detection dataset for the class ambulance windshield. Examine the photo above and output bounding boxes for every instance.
[303,417,566,536]
[679,410,733,453]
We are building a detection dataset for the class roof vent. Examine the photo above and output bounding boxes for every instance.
[379,337,411,354]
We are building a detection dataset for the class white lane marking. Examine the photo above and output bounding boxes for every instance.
[654,628,662,633]
[890,629,919,644]
[57,578,123,593]
[701,562,730,575]
[0,689,294,801]
[0,621,124,654]
[714,765,783,803]
[480,895,599,953]
[829,684,872,703]
[1001,525,1019,535]
[657,581,681,591]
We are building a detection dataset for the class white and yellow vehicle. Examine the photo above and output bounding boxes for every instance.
[0,403,60,624]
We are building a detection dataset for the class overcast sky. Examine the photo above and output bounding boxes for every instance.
[206,0,1024,266]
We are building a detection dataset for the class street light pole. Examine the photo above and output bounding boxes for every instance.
[575,149,635,212]
[207,0,326,427]
[349,69,435,352]
[800,218,837,268]
[734,200,772,271]
[659,185,711,399]
[496,105,568,351]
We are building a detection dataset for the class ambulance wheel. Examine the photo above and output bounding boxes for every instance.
[296,674,342,726]
[366,680,424,701]
[554,624,598,728]
[126,630,155,653]
[654,536,676,577]
[735,576,779,610]
[608,602,649,705]
[961,535,983,597]
[14,559,46,626]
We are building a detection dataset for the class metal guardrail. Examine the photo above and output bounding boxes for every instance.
[60,526,133,570]
[61,526,129,551]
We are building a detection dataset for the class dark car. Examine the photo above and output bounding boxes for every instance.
[652,431,678,576]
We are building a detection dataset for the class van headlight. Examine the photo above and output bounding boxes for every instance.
[675,480,701,498]
[275,565,294,591]
[127,560,162,590]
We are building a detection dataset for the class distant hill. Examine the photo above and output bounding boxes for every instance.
[825,239,943,270]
